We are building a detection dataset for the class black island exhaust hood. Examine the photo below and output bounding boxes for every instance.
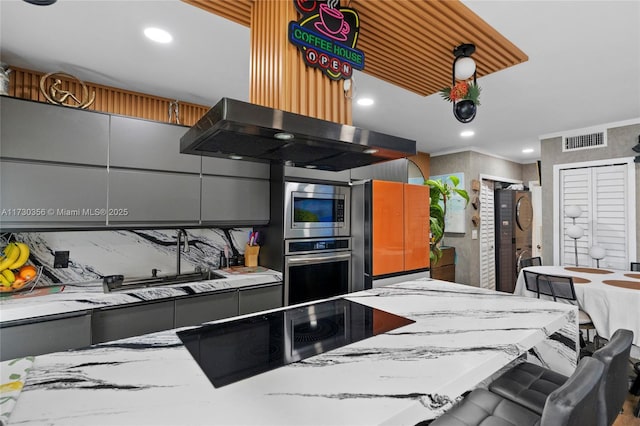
[180,98,416,172]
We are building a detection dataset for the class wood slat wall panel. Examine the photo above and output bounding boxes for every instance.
[7,66,210,126]
[185,0,528,98]
[249,0,351,124]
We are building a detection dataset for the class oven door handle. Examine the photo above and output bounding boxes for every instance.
[286,252,351,266]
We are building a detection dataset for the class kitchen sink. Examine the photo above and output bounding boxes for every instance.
[102,269,225,293]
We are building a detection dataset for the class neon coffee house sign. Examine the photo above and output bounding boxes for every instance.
[288,0,365,80]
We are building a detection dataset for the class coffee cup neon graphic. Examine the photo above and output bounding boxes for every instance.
[315,3,350,40]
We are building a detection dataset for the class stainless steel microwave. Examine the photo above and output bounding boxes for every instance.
[284,181,351,239]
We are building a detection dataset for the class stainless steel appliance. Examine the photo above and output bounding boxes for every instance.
[180,98,416,171]
[495,190,533,292]
[177,298,414,388]
[284,237,351,306]
[284,181,350,239]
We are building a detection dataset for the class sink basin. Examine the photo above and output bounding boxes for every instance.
[102,269,225,293]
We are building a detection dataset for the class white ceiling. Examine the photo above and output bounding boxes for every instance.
[1,0,639,164]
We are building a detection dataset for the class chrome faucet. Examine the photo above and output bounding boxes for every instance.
[176,229,190,275]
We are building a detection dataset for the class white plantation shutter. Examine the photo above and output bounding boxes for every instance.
[560,168,592,266]
[559,164,630,269]
[479,179,496,290]
[592,165,628,270]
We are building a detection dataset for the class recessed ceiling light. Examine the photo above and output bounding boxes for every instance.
[144,27,173,44]
[363,148,379,154]
[229,154,243,160]
[357,98,374,106]
[460,130,475,137]
[274,132,294,140]
[522,148,534,154]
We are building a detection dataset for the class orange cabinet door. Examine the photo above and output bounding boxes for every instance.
[404,183,430,270]
[372,180,404,276]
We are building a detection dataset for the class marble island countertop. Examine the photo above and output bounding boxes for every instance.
[0,267,283,324]
[4,279,578,426]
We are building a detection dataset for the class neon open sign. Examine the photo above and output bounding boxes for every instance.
[288,0,365,80]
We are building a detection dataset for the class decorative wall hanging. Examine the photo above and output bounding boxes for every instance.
[633,134,640,163]
[39,72,95,109]
[440,43,481,123]
[288,0,365,80]
[168,100,180,124]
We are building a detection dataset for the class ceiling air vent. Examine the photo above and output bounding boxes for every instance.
[562,130,607,152]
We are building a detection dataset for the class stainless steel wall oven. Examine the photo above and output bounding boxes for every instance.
[284,237,351,306]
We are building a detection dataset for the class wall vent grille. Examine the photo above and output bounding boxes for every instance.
[562,131,607,152]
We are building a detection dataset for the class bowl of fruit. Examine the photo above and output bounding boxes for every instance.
[0,242,41,293]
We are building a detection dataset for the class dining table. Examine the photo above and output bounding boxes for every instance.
[514,265,640,356]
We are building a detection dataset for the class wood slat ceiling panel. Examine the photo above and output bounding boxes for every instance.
[182,0,528,97]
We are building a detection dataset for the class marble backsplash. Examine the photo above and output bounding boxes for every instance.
[2,228,253,286]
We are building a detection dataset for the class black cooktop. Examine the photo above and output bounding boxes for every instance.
[177,299,415,388]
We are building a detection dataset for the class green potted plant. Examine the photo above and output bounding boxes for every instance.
[425,175,469,263]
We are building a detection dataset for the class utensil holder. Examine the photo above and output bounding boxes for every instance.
[244,244,260,267]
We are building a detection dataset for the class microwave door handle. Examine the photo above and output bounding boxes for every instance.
[287,252,351,266]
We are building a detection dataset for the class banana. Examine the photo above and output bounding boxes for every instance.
[0,244,20,271]
[1,269,15,283]
[7,243,30,270]
[0,274,11,287]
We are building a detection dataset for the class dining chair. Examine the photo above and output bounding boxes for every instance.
[520,256,542,268]
[523,270,542,295]
[523,272,597,349]
[427,356,605,426]
[631,262,640,271]
[488,328,634,425]
[536,273,598,349]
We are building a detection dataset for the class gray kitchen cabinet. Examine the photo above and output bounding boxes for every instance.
[0,311,92,361]
[0,97,109,165]
[0,160,107,228]
[350,158,408,183]
[174,290,239,327]
[202,157,270,179]
[284,165,351,183]
[238,282,283,315]
[201,175,269,224]
[109,116,199,173]
[91,300,175,344]
[108,169,200,224]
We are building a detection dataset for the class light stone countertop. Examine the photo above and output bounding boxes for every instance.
[0,267,283,324]
[4,279,578,426]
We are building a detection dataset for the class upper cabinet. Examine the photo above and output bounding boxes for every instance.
[202,156,269,179]
[0,97,109,165]
[109,116,199,173]
[0,97,271,230]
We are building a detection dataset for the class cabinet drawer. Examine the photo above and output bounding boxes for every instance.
[174,291,239,327]
[0,312,91,361]
[108,169,200,223]
[0,160,107,226]
[1,97,108,165]
[238,283,283,315]
[109,116,198,173]
[92,301,175,344]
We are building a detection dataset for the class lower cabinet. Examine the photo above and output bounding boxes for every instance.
[238,282,283,315]
[175,290,239,327]
[431,247,456,282]
[91,300,175,344]
[2,282,284,359]
[0,311,92,361]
